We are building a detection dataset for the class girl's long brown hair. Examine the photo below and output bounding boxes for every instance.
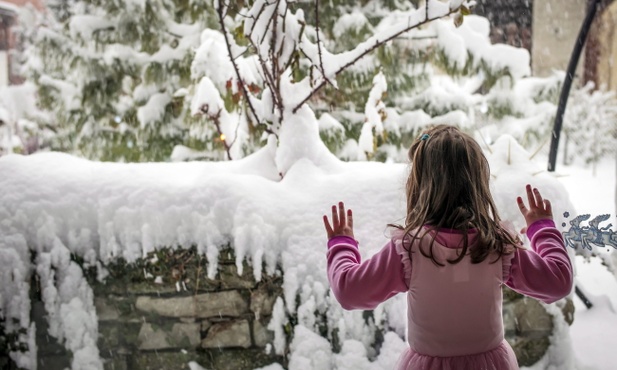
[395,125,520,266]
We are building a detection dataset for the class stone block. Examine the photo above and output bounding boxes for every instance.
[135,291,248,318]
[102,356,128,370]
[171,323,201,347]
[95,297,120,321]
[138,323,170,350]
[219,264,257,289]
[98,321,141,353]
[513,298,553,338]
[503,286,523,303]
[137,321,201,350]
[253,319,274,347]
[202,348,284,370]
[202,319,251,349]
[130,351,197,370]
[509,337,551,367]
[560,298,575,325]
[502,304,516,338]
[250,277,283,319]
[94,295,141,321]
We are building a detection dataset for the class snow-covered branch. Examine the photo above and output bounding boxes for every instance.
[293,0,466,113]
[216,0,262,126]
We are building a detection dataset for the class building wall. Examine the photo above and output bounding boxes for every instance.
[532,0,587,77]
[0,0,44,12]
[473,0,533,51]
[588,1,617,90]
[0,0,45,86]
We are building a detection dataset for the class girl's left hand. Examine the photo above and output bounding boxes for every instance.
[323,202,355,240]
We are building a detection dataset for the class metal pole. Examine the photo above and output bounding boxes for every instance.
[546,0,603,310]
[547,0,602,172]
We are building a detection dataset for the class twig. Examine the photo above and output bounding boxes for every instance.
[248,36,280,115]
[248,1,269,37]
[270,0,284,120]
[529,136,550,160]
[231,47,251,61]
[216,0,262,126]
[475,126,493,154]
[202,107,233,160]
[293,4,459,113]
[315,0,336,89]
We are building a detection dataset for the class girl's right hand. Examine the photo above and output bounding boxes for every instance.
[516,184,553,226]
[323,202,355,240]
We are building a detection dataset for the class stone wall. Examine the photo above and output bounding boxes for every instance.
[503,286,574,366]
[532,0,587,77]
[31,246,285,370]
[6,246,573,369]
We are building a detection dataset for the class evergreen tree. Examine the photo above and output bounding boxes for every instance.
[21,0,218,161]
[19,1,615,165]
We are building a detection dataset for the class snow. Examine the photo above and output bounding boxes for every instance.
[433,15,531,79]
[3,131,612,369]
[332,12,372,39]
[523,157,617,370]
[4,0,617,368]
[137,92,172,128]
[191,76,226,117]
[69,15,114,41]
[318,113,345,134]
[358,72,388,157]
[298,0,467,97]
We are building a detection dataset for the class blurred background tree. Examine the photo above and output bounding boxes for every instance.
[14,0,616,164]
[19,0,218,161]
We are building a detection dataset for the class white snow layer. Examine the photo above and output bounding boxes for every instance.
[0,129,578,369]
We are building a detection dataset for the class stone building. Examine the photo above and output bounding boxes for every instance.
[585,0,617,90]
[0,0,45,86]
[475,0,617,91]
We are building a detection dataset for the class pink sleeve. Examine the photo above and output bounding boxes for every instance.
[326,235,409,310]
[505,219,573,304]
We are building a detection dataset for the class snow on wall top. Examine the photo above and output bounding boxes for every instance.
[0,134,575,369]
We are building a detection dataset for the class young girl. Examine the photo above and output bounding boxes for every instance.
[323,125,573,369]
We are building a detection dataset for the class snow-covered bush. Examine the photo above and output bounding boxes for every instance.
[562,83,617,170]
[19,0,218,161]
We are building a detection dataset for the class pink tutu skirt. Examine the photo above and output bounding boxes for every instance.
[396,339,519,370]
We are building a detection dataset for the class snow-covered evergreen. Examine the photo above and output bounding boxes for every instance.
[20,0,217,161]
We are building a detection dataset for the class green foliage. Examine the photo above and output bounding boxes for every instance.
[22,0,218,162]
[20,0,566,163]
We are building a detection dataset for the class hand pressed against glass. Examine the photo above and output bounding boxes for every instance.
[323,202,355,239]
[517,184,553,228]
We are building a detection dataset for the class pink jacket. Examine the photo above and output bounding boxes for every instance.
[327,219,573,366]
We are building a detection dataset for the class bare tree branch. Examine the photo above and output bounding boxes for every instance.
[247,35,280,117]
[314,0,336,89]
[292,5,460,113]
[248,1,268,36]
[216,0,262,127]
[232,47,251,61]
[201,107,232,160]
[274,2,291,121]
[270,0,284,120]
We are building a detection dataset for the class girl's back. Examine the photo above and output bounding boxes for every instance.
[323,125,572,370]
[402,229,504,357]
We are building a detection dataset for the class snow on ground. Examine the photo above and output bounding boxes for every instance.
[553,157,617,370]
